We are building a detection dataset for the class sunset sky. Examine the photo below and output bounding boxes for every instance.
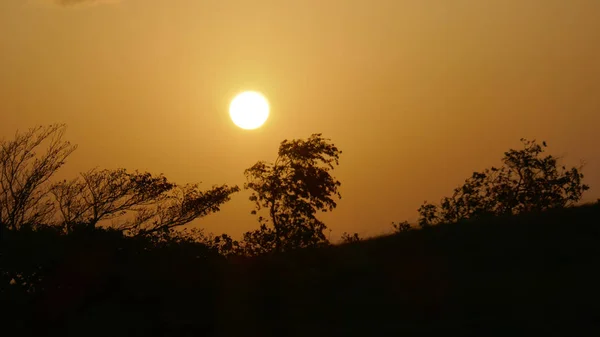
[1,0,599,239]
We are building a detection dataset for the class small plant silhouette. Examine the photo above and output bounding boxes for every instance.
[392,221,412,233]
[341,232,361,243]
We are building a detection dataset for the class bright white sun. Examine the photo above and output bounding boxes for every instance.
[229,91,270,130]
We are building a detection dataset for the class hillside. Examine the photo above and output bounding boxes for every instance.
[216,203,600,336]
[3,204,599,336]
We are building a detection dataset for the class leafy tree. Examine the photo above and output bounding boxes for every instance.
[243,133,342,253]
[341,232,361,243]
[418,139,590,226]
[0,124,77,231]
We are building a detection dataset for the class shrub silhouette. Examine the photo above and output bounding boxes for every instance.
[341,232,361,243]
[418,139,589,226]
[392,221,412,233]
[2,223,222,337]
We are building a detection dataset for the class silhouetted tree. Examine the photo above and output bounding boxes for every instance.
[418,139,590,226]
[0,124,239,238]
[341,232,361,243]
[0,124,77,231]
[243,133,342,253]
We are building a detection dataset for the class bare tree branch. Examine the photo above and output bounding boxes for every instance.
[126,184,240,236]
[0,124,77,230]
[51,168,175,231]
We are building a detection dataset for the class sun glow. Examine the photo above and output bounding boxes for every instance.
[229,91,270,130]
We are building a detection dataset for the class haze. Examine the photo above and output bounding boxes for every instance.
[1,0,599,239]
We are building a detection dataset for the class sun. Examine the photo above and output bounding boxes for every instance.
[229,91,270,130]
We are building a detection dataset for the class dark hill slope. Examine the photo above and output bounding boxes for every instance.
[4,205,599,337]
[216,204,600,337]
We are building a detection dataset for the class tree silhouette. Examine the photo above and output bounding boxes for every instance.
[0,124,77,231]
[243,133,342,253]
[418,139,590,226]
[0,124,239,237]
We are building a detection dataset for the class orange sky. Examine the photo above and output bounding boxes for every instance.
[1,0,599,239]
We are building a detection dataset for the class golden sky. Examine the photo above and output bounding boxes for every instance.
[1,0,599,239]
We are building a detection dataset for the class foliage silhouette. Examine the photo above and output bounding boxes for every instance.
[418,139,589,226]
[341,232,361,243]
[392,220,412,233]
[243,133,341,254]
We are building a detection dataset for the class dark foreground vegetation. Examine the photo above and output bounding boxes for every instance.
[217,204,600,337]
[2,203,599,336]
[1,124,598,336]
